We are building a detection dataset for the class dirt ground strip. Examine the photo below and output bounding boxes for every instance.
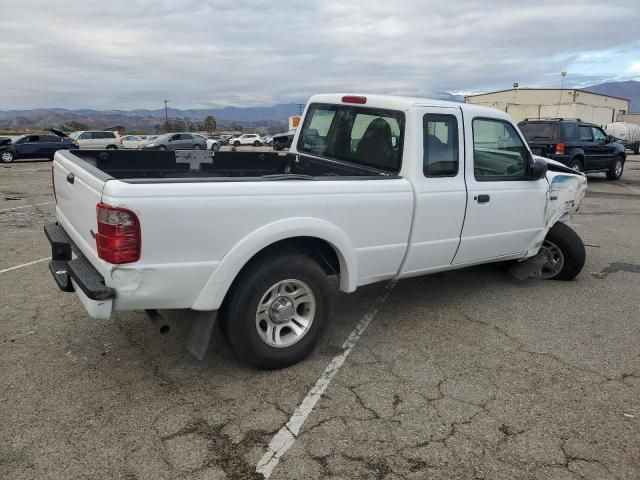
[1,157,639,480]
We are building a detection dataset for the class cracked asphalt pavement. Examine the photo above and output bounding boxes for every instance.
[1,156,639,479]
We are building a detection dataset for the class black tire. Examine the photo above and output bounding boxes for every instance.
[568,158,583,173]
[193,144,202,150]
[273,143,283,151]
[542,222,586,281]
[1,150,15,163]
[606,155,624,180]
[157,145,167,151]
[211,143,220,152]
[224,252,330,369]
[253,140,261,147]
[106,145,118,150]
[633,144,639,155]
[234,141,241,147]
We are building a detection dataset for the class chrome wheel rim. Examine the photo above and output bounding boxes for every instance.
[614,160,623,177]
[571,162,582,172]
[1,152,13,162]
[540,240,565,279]
[256,279,315,348]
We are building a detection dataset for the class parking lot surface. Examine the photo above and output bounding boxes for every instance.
[1,156,639,479]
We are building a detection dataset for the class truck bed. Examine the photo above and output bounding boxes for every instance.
[68,150,394,183]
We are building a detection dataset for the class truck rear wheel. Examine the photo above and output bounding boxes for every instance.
[224,252,330,369]
[539,222,585,281]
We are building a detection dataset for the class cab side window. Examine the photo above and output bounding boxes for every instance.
[423,114,458,177]
[592,127,607,143]
[78,132,92,140]
[472,119,529,180]
[579,126,593,142]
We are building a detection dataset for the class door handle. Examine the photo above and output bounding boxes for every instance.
[475,194,490,203]
[66,173,75,184]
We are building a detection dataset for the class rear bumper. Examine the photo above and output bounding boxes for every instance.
[44,223,115,306]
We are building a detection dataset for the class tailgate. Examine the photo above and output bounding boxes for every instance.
[52,150,106,259]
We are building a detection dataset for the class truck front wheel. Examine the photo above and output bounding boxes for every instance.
[539,222,586,281]
[224,252,330,369]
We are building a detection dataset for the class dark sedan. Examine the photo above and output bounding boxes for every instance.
[1,130,78,163]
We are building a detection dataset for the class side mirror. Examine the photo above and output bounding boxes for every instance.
[528,153,547,180]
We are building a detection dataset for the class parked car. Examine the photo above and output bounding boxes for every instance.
[272,130,295,151]
[230,133,262,147]
[138,132,207,150]
[0,130,78,163]
[205,135,222,152]
[46,93,587,368]
[518,118,626,179]
[120,135,145,149]
[261,135,273,146]
[73,130,121,150]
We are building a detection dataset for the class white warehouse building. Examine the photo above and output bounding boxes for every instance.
[465,88,629,127]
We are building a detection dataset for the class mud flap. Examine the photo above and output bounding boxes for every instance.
[508,253,546,280]
[187,310,218,360]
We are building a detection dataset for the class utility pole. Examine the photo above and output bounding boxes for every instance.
[297,103,304,116]
[163,99,170,132]
[164,99,170,123]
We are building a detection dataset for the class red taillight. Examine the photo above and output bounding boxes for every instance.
[555,143,565,155]
[342,95,367,104]
[51,164,57,203]
[96,203,141,264]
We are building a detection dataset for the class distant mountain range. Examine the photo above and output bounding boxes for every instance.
[0,83,636,133]
[583,80,640,113]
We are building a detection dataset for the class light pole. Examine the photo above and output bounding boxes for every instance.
[164,100,170,132]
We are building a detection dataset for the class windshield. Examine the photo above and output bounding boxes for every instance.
[519,122,558,141]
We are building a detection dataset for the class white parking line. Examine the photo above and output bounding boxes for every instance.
[256,280,397,478]
[0,257,50,274]
[616,181,640,195]
[0,202,55,212]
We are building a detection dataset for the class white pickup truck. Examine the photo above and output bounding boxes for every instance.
[45,94,587,368]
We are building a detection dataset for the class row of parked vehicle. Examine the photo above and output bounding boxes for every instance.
[1,119,634,180]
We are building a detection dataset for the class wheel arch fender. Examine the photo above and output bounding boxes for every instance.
[191,217,358,311]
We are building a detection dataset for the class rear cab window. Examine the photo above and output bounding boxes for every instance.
[423,114,459,177]
[297,103,405,173]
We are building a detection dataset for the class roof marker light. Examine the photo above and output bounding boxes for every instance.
[342,95,367,104]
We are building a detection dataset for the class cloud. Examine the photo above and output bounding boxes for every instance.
[1,0,639,109]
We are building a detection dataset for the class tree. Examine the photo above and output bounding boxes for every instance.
[204,115,217,134]
[172,117,186,132]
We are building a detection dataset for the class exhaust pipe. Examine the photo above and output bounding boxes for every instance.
[145,309,170,334]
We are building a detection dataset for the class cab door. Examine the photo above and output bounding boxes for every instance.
[400,107,468,275]
[452,116,548,265]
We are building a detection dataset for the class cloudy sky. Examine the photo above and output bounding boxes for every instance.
[2,0,639,110]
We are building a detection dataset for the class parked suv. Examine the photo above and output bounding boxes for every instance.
[230,134,262,147]
[0,131,78,162]
[72,131,121,150]
[518,118,626,180]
